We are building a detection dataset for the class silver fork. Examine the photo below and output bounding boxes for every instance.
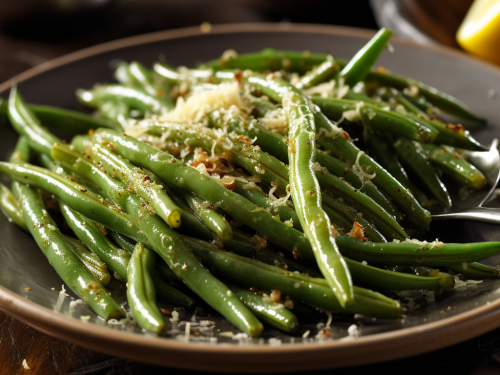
[431,139,500,223]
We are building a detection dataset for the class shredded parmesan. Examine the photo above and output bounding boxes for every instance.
[352,151,376,185]
[316,125,342,139]
[54,285,67,312]
[259,108,288,135]
[171,310,180,322]
[347,324,360,338]
[404,238,444,249]
[453,276,482,290]
[22,359,30,370]
[160,82,246,123]
[108,307,136,326]
[268,182,291,207]
[302,80,335,98]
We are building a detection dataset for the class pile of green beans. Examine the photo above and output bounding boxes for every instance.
[1,28,499,338]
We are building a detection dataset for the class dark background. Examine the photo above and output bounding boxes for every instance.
[2,0,500,374]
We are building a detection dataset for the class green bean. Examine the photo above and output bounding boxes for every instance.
[345,258,454,290]
[420,144,486,190]
[393,137,452,207]
[153,62,181,84]
[321,194,386,243]
[378,87,421,114]
[150,270,196,308]
[12,181,123,319]
[448,263,499,279]
[242,74,355,304]
[59,200,130,281]
[335,236,500,267]
[425,117,486,152]
[315,152,403,222]
[127,242,166,333]
[401,93,435,113]
[365,129,429,206]
[106,230,197,307]
[0,98,115,133]
[162,184,215,242]
[175,187,232,242]
[282,88,353,307]
[339,28,393,87]
[209,111,289,162]
[96,101,134,131]
[315,165,407,240]
[129,61,167,98]
[0,181,28,230]
[395,266,445,278]
[226,282,299,333]
[295,56,339,89]
[8,85,59,156]
[51,142,264,337]
[233,180,302,230]
[81,148,212,241]
[202,48,326,74]
[221,229,322,277]
[249,97,279,118]
[74,138,182,228]
[77,85,173,115]
[154,62,237,85]
[313,111,431,229]
[185,236,402,318]
[311,97,438,144]
[6,137,33,230]
[108,230,136,254]
[62,234,111,286]
[321,204,356,234]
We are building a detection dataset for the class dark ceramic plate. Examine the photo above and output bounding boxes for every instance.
[1,24,500,372]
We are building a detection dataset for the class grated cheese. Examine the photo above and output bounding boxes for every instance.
[453,275,482,290]
[352,151,376,185]
[404,238,444,249]
[160,82,246,123]
[268,182,291,207]
[301,80,335,98]
[347,324,360,338]
[171,310,180,322]
[316,125,342,139]
[258,108,288,135]
[22,359,30,370]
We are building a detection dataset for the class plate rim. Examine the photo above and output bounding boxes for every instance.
[2,22,500,371]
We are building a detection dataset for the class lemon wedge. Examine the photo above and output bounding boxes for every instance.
[457,0,500,65]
